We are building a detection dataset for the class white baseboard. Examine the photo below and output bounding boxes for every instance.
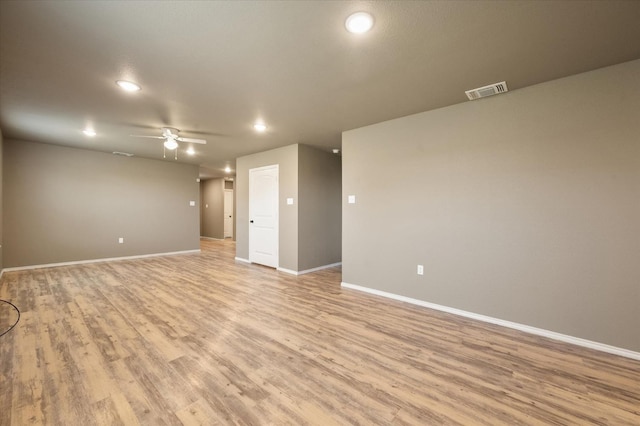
[234,257,251,264]
[2,249,201,273]
[299,262,342,275]
[341,282,640,361]
[278,262,342,276]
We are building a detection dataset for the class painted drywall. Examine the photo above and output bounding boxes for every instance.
[200,178,225,239]
[236,144,298,270]
[342,59,640,352]
[236,144,343,272]
[298,145,342,271]
[0,128,3,271]
[3,139,200,267]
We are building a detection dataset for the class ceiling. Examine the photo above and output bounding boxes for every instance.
[1,1,639,179]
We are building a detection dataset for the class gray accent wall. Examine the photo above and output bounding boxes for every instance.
[236,144,299,270]
[236,144,342,273]
[3,139,200,268]
[200,178,225,239]
[342,60,640,352]
[298,145,342,271]
[0,128,3,271]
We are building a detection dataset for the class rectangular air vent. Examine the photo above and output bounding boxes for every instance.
[465,81,508,100]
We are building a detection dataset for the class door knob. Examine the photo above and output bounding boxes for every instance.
[250,220,254,223]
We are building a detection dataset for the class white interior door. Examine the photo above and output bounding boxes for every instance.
[224,189,234,238]
[249,165,279,268]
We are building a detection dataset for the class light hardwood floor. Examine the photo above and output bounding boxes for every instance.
[1,239,639,425]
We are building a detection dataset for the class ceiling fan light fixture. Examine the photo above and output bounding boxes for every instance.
[116,80,141,92]
[164,139,178,150]
[345,12,374,34]
[253,122,267,132]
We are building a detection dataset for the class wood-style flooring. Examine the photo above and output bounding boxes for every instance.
[1,239,639,425]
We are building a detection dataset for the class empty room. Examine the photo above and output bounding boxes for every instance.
[1,1,639,425]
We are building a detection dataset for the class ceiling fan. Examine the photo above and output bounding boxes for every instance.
[130,127,206,159]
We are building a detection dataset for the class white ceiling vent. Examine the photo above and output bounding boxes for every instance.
[465,81,508,100]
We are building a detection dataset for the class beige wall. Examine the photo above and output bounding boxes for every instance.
[298,145,342,271]
[236,144,343,273]
[3,139,200,267]
[236,144,299,270]
[200,178,225,239]
[0,128,3,271]
[342,60,640,352]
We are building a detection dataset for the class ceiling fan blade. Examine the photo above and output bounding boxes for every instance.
[130,135,164,139]
[181,129,229,137]
[177,137,207,144]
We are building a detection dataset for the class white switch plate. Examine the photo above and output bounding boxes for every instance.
[348,195,356,204]
[205,204,209,208]
[287,198,294,205]
[196,178,200,183]
[189,200,196,206]
[118,237,124,244]
[417,265,424,275]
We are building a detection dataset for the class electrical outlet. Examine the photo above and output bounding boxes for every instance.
[417,265,424,275]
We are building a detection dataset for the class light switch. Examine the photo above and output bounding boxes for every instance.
[196,178,200,183]
[189,201,196,206]
[287,198,294,205]
[348,195,356,204]
[118,237,124,244]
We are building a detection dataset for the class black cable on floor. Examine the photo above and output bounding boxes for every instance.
[0,299,20,337]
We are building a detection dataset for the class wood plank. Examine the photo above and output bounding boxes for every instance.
[1,238,638,425]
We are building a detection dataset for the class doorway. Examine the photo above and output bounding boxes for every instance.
[249,164,279,268]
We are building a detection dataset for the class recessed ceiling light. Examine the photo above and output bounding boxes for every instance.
[225,166,231,173]
[345,12,374,34]
[116,80,141,92]
[253,123,267,132]
[83,129,96,137]
[186,147,195,155]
